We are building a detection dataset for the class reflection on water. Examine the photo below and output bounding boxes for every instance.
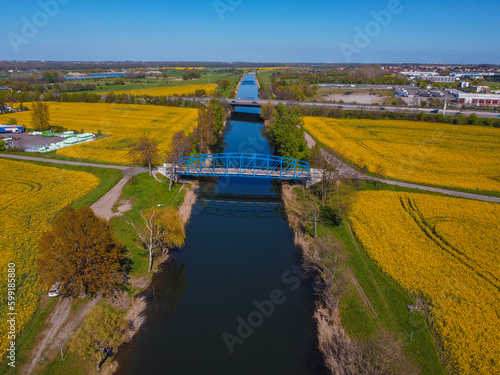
[147,260,187,322]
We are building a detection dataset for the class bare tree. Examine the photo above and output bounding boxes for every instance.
[130,208,186,272]
[310,146,340,206]
[129,210,165,272]
[131,136,160,176]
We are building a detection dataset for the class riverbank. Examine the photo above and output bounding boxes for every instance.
[280,183,425,374]
[108,182,197,374]
[281,184,358,373]
[19,176,198,375]
[234,74,244,96]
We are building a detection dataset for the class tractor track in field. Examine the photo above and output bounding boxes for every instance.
[400,196,500,291]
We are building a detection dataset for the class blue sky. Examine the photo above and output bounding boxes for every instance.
[1,0,499,63]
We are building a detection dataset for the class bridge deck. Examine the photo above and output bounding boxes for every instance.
[175,166,307,179]
[175,153,310,180]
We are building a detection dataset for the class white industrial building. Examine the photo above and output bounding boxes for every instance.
[452,91,500,106]
[401,72,457,83]
[428,76,457,83]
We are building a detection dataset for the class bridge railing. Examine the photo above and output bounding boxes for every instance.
[175,153,309,180]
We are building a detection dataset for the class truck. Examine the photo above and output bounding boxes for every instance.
[429,90,444,97]
[0,125,25,133]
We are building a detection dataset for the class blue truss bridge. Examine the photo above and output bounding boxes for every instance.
[175,153,309,180]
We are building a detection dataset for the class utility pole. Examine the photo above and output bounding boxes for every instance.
[443,99,447,115]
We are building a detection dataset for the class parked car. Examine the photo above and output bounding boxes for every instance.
[48,282,63,297]
[430,109,439,114]
[379,107,386,110]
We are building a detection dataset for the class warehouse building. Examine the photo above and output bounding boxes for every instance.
[452,92,500,106]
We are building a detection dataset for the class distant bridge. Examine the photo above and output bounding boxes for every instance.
[225,99,267,108]
[174,153,310,180]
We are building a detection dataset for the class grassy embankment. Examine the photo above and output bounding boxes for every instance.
[218,73,244,98]
[110,173,187,278]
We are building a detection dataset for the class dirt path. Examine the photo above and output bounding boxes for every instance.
[48,298,100,354]
[26,298,100,374]
[25,299,72,374]
[91,167,145,220]
[304,132,316,149]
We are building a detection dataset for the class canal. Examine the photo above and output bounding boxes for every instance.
[117,73,325,374]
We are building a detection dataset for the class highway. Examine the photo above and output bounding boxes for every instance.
[182,97,500,119]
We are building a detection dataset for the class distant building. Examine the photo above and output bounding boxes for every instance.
[430,76,457,83]
[459,81,470,88]
[471,85,490,93]
[452,91,500,106]
[0,87,12,91]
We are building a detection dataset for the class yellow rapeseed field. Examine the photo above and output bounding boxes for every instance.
[0,159,99,359]
[100,83,216,96]
[10,102,198,164]
[303,117,500,193]
[350,191,500,374]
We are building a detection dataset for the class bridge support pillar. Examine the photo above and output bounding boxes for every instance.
[157,163,176,181]
[306,168,323,188]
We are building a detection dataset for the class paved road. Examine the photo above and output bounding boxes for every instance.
[0,153,133,170]
[181,97,500,119]
[302,138,500,203]
[320,150,500,203]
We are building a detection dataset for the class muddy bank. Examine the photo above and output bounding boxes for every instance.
[281,184,357,374]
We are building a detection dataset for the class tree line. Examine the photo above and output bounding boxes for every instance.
[132,98,228,183]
